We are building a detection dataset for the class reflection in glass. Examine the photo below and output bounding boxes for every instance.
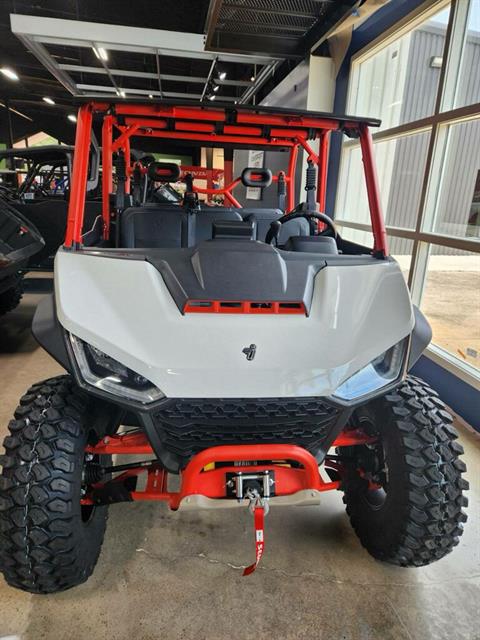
[350,6,450,130]
[421,248,480,371]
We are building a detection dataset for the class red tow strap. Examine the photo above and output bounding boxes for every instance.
[243,505,265,576]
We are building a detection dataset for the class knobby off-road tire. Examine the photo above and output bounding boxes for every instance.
[340,375,468,567]
[0,277,23,316]
[0,375,111,593]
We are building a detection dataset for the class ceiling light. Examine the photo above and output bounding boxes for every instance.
[250,75,255,82]
[208,94,216,101]
[218,71,227,81]
[116,89,126,98]
[1,67,19,81]
[148,94,153,99]
[67,114,77,123]
[93,46,108,61]
[43,97,55,105]
[213,84,219,92]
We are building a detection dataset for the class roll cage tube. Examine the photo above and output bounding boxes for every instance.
[64,102,388,257]
[121,163,288,209]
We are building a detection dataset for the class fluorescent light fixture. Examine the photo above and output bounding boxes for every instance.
[92,46,108,61]
[1,67,19,81]
[43,96,55,105]
[67,114,77,123]
[213,84,219,92]
[218,71,227,81]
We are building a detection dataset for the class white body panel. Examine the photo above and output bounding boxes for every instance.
[179,490,322,510]
[55,249,414,398]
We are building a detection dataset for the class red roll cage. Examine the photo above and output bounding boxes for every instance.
[65,100,388,256]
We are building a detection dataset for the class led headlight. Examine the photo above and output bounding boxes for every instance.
[69,334,164,404]
[332,338,408,402]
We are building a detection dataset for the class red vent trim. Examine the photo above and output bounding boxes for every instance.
[183,300,306,314]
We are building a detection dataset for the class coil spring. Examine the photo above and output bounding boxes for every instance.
[83,462,104,485]
[305,162,316,190]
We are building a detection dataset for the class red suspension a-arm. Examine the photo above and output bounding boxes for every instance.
[83,430,376,509]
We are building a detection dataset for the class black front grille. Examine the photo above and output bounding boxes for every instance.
[151,397,341,460]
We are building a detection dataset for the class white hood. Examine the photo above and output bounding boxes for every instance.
[55,249,414,398]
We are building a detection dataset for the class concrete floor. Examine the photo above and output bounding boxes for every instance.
[0,291,479,640]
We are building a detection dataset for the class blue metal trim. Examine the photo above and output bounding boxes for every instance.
[351,0,429,54]
[326,55,351,215]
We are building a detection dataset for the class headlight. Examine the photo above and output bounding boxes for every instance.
[69,334,164,404]
[332,339,408,402]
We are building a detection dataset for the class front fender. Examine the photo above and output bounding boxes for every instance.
[408,305,432,370]
[32,293,72,372]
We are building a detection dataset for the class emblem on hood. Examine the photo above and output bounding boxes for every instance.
[242,344,257,361]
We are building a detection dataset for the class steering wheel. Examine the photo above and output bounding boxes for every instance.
[265,210,337,245]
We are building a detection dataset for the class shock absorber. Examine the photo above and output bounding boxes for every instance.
[277,171,286,212]
[113,150,127,246]
[305,160,317,213]
[305,161,317,236]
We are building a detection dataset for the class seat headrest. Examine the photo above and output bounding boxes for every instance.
[241,167,272,188]
[284,235,338,255]
[148,162,181,183]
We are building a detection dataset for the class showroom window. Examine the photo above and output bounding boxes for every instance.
[336,0,480,384]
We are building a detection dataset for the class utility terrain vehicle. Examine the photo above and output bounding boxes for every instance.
[0,100,468,593]
[0,145,101,268]
[0,197,44,315]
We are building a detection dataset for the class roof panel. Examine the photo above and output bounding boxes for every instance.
[75,96,382,127]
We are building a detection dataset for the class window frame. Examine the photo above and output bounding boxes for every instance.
[335,0,480,388]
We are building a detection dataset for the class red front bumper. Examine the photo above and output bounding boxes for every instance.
[83,429,375,509]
